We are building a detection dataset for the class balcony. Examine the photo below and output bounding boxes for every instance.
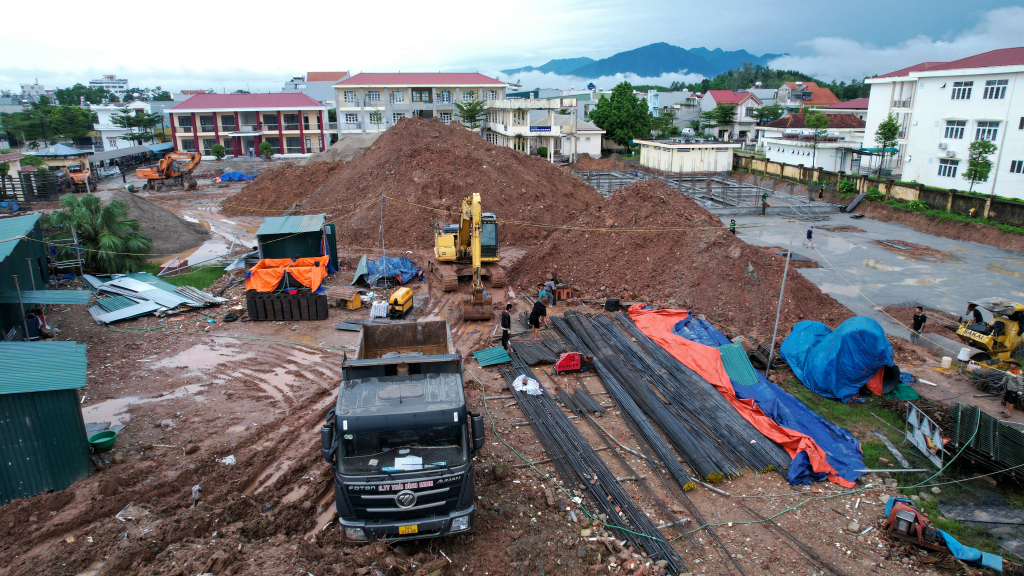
[199,124,216,134]
[340,97,385,109]
[177,125,195,134]
[220,123,237,132]
[340,122,362,131]
[263,123,280,131]
[283,122,300,131]
[227,124,264,136]
[892,99,912,108]
[488,123,562,137]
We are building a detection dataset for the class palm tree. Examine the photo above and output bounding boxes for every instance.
[46,194,153,273]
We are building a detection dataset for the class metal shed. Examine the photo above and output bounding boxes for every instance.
[255,214,337,265]
[0,214,51,338]
[0,341,91,505]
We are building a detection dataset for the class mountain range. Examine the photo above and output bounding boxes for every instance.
[501,42,786,79]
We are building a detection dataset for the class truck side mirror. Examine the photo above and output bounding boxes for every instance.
[471,413,485,452]
[321,409,337,469]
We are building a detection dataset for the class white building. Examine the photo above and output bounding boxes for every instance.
[700,91,763,140]
[89,101,156,151]
[483,98,573,162]
[865,47,1024,197]
[634,139,740,173]
[555,114,605,158]
[20,80,46,103]
[89,75,130,101]
[757,113,866,172]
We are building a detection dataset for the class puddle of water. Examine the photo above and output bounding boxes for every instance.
[198,219,212,230]
[756,230,860,254]
[154,344,253,372]
[239,223,260,234]
[309,502,337,538]
[900,278,941,286]
[227,424,248,433]
[282,486,307,504]
[863,259,903,272]
[183,216,200,223]
[76,561,105,576]
[816,282,862,297]
[288,334,318,346]
[147,244,200,264]
[988,263,1024,278]
[244,451,300,495]
[82,384,206,425]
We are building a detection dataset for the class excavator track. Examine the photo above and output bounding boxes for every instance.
[486,264,505,288]
[429,262,460,292]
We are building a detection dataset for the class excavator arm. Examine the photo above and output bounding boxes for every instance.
[470,193,482,288]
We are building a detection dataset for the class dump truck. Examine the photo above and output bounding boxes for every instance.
[321,320,485,542]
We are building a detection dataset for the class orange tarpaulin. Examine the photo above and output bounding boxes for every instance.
[628,304,854,488]
[245,257,329,293]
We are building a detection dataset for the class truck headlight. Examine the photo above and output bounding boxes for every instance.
[450,515,470,533]
[344,527,368,542]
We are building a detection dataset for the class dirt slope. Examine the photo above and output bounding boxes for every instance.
[220,161,347,217]
[109,190,209,256]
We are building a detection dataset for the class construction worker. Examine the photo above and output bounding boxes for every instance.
[729,219,736,235]
[500,303,512,350]
[910,305,926,344]
[761,193,768,216]
[544,278,557,306]
[1002,360,1023,419]
[530,297,548,340]
[805,228,814,248]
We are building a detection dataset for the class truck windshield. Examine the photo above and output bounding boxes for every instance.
[340,425,467,474]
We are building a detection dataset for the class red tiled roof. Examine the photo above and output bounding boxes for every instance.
[306,71,349,82]
[765,113,866,129]
[922,47,1024,72]
[0,153,24,162]
[171,93,325,111]
[334,73,505,87]
[181,90,208,95]
[705,90,759,105]
[824,97,869,109]
[20,166,37,172]
[782,82,841,106]
[875,62,946,78]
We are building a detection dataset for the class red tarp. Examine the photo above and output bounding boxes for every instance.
[628,305,854,488]
[245,257,329,293]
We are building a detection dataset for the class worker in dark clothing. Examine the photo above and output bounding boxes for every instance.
[500,303,512,350]
[761,193,768,216]
[529,297,548,340]
[910,305,927,344]
[1002,360,1023,419]
[729,219,736,235]
[544,279,557,306]
[966,304,985,327]
[805,228,814,248]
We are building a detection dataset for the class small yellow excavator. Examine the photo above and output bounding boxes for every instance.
[432,193,504,320]
[951,298,1024,367]
[136,152,201,191]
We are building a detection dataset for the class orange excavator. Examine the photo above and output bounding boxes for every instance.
[66,161,96,192]
[136,152,201,191]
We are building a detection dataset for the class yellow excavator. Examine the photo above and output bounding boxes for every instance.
[136,152,201,191]
[432,193,504,320]
[951,298,1024,367]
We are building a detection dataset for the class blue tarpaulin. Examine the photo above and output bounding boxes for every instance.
[218,171,254,182]
[781,317,895,402]
[884,498,1003,571]
[351,255,421,286]
[672,313,864,486]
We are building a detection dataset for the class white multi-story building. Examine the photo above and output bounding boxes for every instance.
[865,47,1024,197]
[700,91,764,140]
[89,75,129,100]
[89,101,155,151]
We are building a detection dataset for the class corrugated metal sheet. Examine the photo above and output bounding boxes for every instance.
[718,343,760,386]
[0,289,93,305]
[96,296,142,312]
[88,301,162,324]
[99,278,195,308]
[0,342,87,394]
[473,346,512,367]
[0,388,91,505]
[256,215,325,236]
[123,272,181,293]
[0,214,42,262]
[174,286,226,305]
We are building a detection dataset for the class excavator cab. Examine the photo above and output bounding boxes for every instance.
[953,298,1024,366]
[430,196,504,293]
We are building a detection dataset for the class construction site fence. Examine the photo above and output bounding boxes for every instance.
[0,172,64,204]
[734,153,1024,225]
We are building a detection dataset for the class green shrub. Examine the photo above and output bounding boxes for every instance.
[210,144,226,160]
[837,179,857,195]
[259,141,273,160]
[536,146,548,157]
[866,187,885,202]
[907,199,928,212]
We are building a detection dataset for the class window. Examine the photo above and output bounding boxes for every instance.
[202,138,217,154]
[938,158,958,178]
[181,138,196,152]
[177,115,192,132]
[984,80,1008,100]
[199,115,215,132]
[262,114,279,129]
[368,112,383,126]
[286,136,301,152]
[107,137,118,148]
[439,112,452,125]
[436,90,453,104]
[303,114,310,130]
[944,120,965,139]
[283,114,299,130]
[976,121,1000,141]
[412,89,431,103]
[484,90,499,100]
[223,138,232,153]
[264,137,280,154]
[344,91,357,103]
[305,136,312,151]
[366,91,381,102]
[390,90,404,103]
[462,91,476,102]
[951,81,973,100]
[221,115,236,130]
[393,112,405,125]
[1011,160,1024,174]
[344,113,358,125]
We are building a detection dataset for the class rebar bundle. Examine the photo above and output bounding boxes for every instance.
[510,341,560,365]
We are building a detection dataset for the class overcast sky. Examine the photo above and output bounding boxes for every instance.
[3,1,1021,95]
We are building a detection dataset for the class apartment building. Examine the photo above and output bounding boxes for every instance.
[89,75,130,101]
[864,47,1024,197]
[333,73,506,136]
[169,93,328,157]
[700,91,763,140]
[89,101,157,151]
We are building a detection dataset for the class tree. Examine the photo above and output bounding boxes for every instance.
[50,106,97,145]
[588,82,652,153]
[111,106,162,146]
[699,104,738,138]
[45,194,153,273]
[454,91,486,129]
[211,143,226,161]
[152,91,173,101]
[368,111,384,130]
[650,108,682,139]
[963,139,998,193]
[259,141,273,160]
[805,111,830,166]
[327,108,337,122]
[0,161,9,195]
[874,113,900,177]
[54,83,117,106]
[748,103,783,125]
[19,154,48,169]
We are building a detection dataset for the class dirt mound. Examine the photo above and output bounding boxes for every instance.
[220,161,347,217]
[303,117,603,248]
[109,191,210,256]
[508,179,852,336]
[302,132,382,165]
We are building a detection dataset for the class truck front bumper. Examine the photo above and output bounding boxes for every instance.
[339,505,475,542]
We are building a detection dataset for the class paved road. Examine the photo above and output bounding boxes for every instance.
[733,213,1024,343]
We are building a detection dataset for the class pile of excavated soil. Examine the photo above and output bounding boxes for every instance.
[302,132,382,165]
[568,153,631,172]
[303,117,602,248]
[509,180,853,335]
[109,191,209,256]
[220,161,347,217]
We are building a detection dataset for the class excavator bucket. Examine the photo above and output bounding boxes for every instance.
[461,289,492,321]
[184,174,198,191]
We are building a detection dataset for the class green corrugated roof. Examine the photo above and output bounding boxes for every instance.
[256,215,326,236]
[96,295,140,312]
[0,213,42,262]
[0,289,93,305]
[473,346,511,367]
[0,342,87,394]
[718,343,760,386]
[123,272,181,293]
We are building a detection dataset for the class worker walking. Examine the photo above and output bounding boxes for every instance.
[910,305,927,344]
[1002,360,1023,419]
[530,297,548,340]
[761,193,768,216]
[729,219,736,235]
[500,303,512,350]
[805,228,814,248]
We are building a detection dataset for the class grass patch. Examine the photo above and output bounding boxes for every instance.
[142,263,226,291]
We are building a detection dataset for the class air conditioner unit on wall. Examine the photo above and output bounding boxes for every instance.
[945,151,956,158]
[938,143,947,149]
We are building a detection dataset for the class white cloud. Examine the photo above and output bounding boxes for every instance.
[770,7,1024,81]
[489,69,706,91]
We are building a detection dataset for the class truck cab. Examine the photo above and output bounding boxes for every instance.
[322,321,485,542]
